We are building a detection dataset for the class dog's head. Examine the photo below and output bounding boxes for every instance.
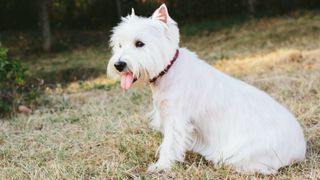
[107,4,179,90]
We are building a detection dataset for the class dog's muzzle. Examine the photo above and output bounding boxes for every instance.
[113,60,138,90]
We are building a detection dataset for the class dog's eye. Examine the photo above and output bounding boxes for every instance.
[135,40,145,48]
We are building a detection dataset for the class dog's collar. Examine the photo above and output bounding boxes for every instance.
[149,49,179,84]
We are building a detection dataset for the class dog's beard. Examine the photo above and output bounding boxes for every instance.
[111,64,148,90]
[108,45,172,90]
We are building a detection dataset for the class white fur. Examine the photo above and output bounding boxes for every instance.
[107,4,306,174]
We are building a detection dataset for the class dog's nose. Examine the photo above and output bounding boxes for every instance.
[114,61,127,72]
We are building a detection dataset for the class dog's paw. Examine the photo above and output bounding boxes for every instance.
[147,162,171,173]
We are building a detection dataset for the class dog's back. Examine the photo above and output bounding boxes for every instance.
[159,48,306,174]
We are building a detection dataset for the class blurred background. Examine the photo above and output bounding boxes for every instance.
[1,0,320,54]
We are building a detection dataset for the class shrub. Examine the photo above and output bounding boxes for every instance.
[0,47,40,117]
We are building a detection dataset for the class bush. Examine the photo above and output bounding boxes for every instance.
[0,47,40,117]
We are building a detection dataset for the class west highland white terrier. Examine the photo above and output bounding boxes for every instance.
[107,4,306,174]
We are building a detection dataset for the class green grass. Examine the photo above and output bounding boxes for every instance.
[0,11,320,179]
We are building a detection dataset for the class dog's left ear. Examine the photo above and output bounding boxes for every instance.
[152,4,169,24]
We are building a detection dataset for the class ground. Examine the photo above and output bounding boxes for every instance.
[0,12,320,179]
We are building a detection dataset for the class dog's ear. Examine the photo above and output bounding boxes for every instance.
[152,4,169,24]
[131,8,135,16]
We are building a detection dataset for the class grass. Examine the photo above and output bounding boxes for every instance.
[1,11,320,179]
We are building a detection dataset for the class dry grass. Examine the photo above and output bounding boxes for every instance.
[1,13,320,179]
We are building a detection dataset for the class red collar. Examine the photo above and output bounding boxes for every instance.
[149,49,179,83]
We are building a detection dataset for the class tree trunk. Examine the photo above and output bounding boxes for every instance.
[115,0,122,19]
[39,0,51,52]
[248,0,256,16]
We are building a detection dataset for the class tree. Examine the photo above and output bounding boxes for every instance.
[248,0,256,16]
[39,0,51,52]
[115,0,122,19]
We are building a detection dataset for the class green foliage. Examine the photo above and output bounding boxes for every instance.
[0,48,24,116]
[0,48,40,117]
[0,48,25,84]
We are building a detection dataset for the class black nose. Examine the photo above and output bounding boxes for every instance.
[114,61,127,72]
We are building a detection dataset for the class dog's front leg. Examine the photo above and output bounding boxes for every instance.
[149,108,163,132]
[147,112,189,172]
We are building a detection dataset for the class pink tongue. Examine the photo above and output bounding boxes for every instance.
[120,72,134,90]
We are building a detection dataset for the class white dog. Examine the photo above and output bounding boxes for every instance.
[107,4,306,174]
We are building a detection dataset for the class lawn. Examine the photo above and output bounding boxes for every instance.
[0,11,320,179]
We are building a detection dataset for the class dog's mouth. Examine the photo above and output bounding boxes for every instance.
[120,71,137,90]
